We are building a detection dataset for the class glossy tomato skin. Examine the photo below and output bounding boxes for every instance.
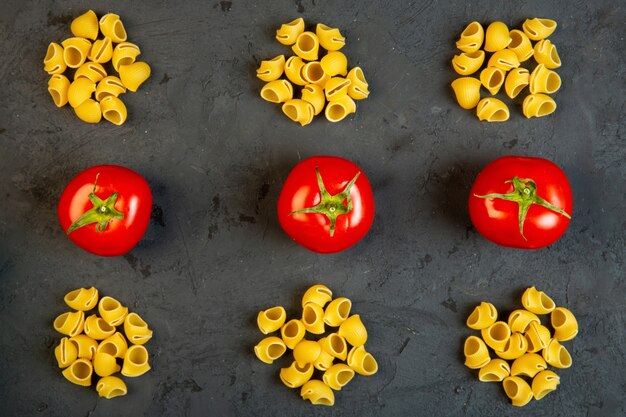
[468,156,573,249]
[58,165,152,256]
[277,156,375,254]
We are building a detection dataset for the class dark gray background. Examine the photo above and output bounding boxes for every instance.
[0,0,624,416]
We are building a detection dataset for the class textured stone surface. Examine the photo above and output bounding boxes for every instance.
[0,0,624,416]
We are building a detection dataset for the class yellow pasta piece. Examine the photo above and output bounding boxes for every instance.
[319,333,348,361]
[481,321,511,351]
[347,345,378,376]
[346,67,369,100]
[284,56,307,86]
[464,336,490,369]
[450,77,481,110]
[70,334,98,360]
[532,370,560,400]
[68,77,96,108]
[323,363,355,390]
[302,302,325,334]
[495,332,528,360]
[301,380,335,406]
[260,79,293,103]
[484,21,511,52]
[529,64,561,94]
[74,62,107,83]
[478,359,510,382]
[71,10,99,40]
[112,42,141,72]
[551,307,578,341]
[313,339,335,371]
[123,312,153,344]
[100,96,128,126]
[256,55,285,82]
[320,51,348,77]
[61,37,92,68]
[48,74,70,107]
[479,67,505,95]
[55,337,78,368]
[510,353,547,377]
[292,31,320,61]
[325,77,351,101]
[254,336,287,364]
[54,310,85,337]
[301,84,325,116]
[323,298,352,327]
[43,42,67,74]
[338,314,367,347]
[542,338,572,368]
[93,351,121,377]
[89,37,113,64]
[502,376,533,407]
[504,68,529,99]
[487,49,520,71]
[95,76,126,101]
[281,319,306,349]
[526,322,551,353]
[508,30,533,62]
[476,98,509,122]
[62,359,93,387]
[534,39,562,69]
[452,50,485,76]
[316,24,345,51]
[276,18,305,46]
[98,296,128,326]
[99,13,127,43]
[522,93,557,118]
[466,301,497,330]
[521,287,556,314]
[325,95,356,122]
[282,99,315,126]
[96,376,128,399]
[84,314,116,340]
[508,309,540,333]
[280,361,314,388]
[522,18,557,41]
[97,332,128,358]
[301,62,330,86]
[293,340,322,366]
[119,61,151,92]
[257,306,287,334]
[455,21,484,53]
[121,345,151,377]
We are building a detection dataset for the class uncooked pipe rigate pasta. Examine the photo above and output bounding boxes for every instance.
[484,21,511,52]
[123,312,153,345]
[292,32,320,61]
[89,37,113,64]
[301,84,325,115]
[71,10,99,40]
[54,310,85,337]
[44,42,67,74]
[320,51,348,77]
[452,50,485,76]
[531,370,560,400]
[510,353,546,378]
[301,62,330,86]
[551,307,578,341]
[254,336,287,364]
[98,296,129,326]
[260,79,294,104]
[313,341,335,371]
[316,24,345,51]
[346,67,369,100]
[280,361,314,388]
[346,345,378,376]
[542,338,572,368]
[476,98,509,122]
[319,333,348,361]
[508,309,540,333]
[455,21,484,53]
[525,322,551,353]
[466,302,498,330]
[96,376,128,399]
[522,18,557,41]
[338,314,367,347]
[95,76,126,101]
[62,359,93,387]
[281,319,306,349]
[99,14,127,43]
[325,95,356,123]
[529,64,561,94]
[323,363,355,390]
[478,359,510,382]
[450,77,481,110]
[284,56,307,86]
[100,96,128,126]
[276,18,305,45]
[521,287,556,315]
[481,321,511,351]
[48,74,71,107]
[293,340,322,366]
[282,99,315,126]
[463,335,490,369]
[323,298,352,327]
[522,93,557,118]
[68,77,96,108]
[504,68,530,99]
[302,303,326,334]
[93,351,121,377]
[257,306,287,334]
[74,62,107,83]
[534,39,561,69]
[119,61,151,92]
[84,314,116,340]
[300,380,335,406]
[121,345,151,377]
[479,67,505,95]
[97,332,128,358]
[112,42,141,72]
[256,55,286,82]
[324,77,351,101]
[508,30,533,62]
[70,334,98,360]
[55,337,78,368]
[495,332,528,360]
[61,37,92,68]
[503,376,533,407]
[487,50,520,72]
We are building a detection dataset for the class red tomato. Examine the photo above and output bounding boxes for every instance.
[58,165,152,256]
[468,156,573,249]
[277,156,375,253]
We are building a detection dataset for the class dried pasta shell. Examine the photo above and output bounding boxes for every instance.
[292,31,319,61]
[302,302,325,334]
[346,67,369,100]
[511,353,547,378]
[281,319,306,349]
[61,37,92,68]
[301,62,330,86]
[508,309,540,333]
[280,361,314,388]
[260,79,293,104]
[534,39,562,69]
[504,68,530,99]
[71,10,99,40]
[484,21,511,52]
[476,98,509,122]
[323,297,352,327]
[302,285,333,308]
[316,24,345,51]
[254,336,287,364]
[89,37,113,64]
[338,314,367,347]
[523,93,558,118]
[551,307,578,341]
[70,334,98,360]
[256,55,285,82]
[487,49,520,71]
[479,67,505,95]
[119,61,151,92]
[121,345,151,377]
[48,74,70,107]
[481,321,511,351]
[74,62,107,83]
[522,18,557,41]
[451,77,481,110]
[319,333,348,361]
[495,332,528,360]
[68,77,96,108]
[123,312,153,345]
[323,363,355,390]
[95,76,126,101]
[466,301,497,330]
[112,42,141,72]
[276,18,305,46]
[532,370,560,400]
[452,50,485,76]
[282,99,315,126]
[99,13,127,43]
[301,380,335,406]
[54,310,85,337]
[257,306,287,334]
[55,337,78,368]
[478,359,510,382]
[93,351,121,377]
[43,42,67,74]
[508,30,533,62]
[325,95,356,122]
[98,296,128,326]
[313,341,335,371]
[62,359,93,387]
[97,332,128,358]
[320,51,348,77]
[529,64,561,94]
[84,314,116,340]
[503,376,533,407]
[325,77,352,101]
[455,21,484,53]
[347,345,378,376]
[521,287,556,314]
[293,340,322,366]
[96,376,128,399]
[301,84,325,116]
[284,56,307,86]
[464,335,490,369]
[100,96,128,126]
[542,339,572,368]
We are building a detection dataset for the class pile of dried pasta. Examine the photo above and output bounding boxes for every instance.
[43,10,151,125]
[463,287,578,406]
[257,18,369,126]
[254,284,378,406]
[451,18,562,121]
[53,287,153,398]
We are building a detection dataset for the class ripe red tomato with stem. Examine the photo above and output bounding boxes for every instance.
[277,156,375,254]
[58,165,152,256]
[468,156,573,249]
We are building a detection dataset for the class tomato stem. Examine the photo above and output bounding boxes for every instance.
[66,174,125,235]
